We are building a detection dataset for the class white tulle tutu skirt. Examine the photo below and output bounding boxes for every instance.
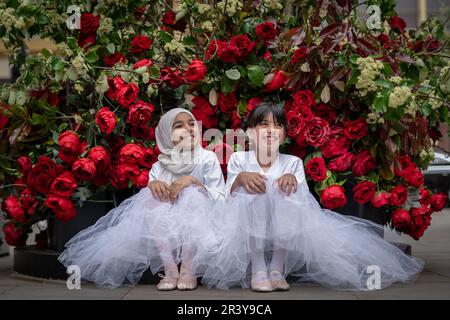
[58,186,219,288]
[202,178,424,291]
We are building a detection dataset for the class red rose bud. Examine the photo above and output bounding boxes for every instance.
[390,185,408,206]
[286,112,306,138]
[139,147,158,168]
[412,206,432,228]
[72,158,97,181]
[352,150,377,177]
[130,35,153,55]
[88,146,111,172]
[352,180,376,204]
[305,157,327,182]
[58,131,80,154]
[185,59,207,82]
[321,184,347,209]
[391,208,411,231]
[419,187,431,206]
[230,34,255,60]
[106,76,126,100]
[17,155,32,179]
[430,193,447,212]
[291,47,308,65]
[4,195,26,223]
[162,10,176,26]
[160,66,185,88]
[50,171,78,198]
[328,152,355,173]
[343,118,368,140]
[96,107,117,135]
[77,32,96,48]
[371,191,391,208]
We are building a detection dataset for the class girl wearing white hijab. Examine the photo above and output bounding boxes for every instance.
[59,108,225,290]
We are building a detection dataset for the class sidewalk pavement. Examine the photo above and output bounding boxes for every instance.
[1,210,449,300]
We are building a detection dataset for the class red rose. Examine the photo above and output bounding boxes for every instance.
[425,38,440,52]
[185,59,207,82]
[288,143,307,160]
[263,51,272,62]
[256,21,277,41]
[218,44,240,63]
[58,131,82,163]
[17,155,32,179]
[45,195,77,222]
[96,107,117,135]
[328,152,355,172]
[106,76,126,100]
[120,144,145,164]
[246,97,264,115]
[80,13,99,34]
[116,83,139,108]
[162,10,176,25]
[139,147,158,168]
[0,111,10,130]
[430,193,447,212]
[321,185,347,209]
[4,195,25,223]
[291,47,308,65]
[111,162,140,189]
[378,34,390,45]
[130,35,153,55]
[103,53,126,67]
[391,208,411,231]
[343,118,368,140]
[305,157,327,182]
[353,181,376,204]
[419,187,431,206]
[390,185,408,206]
[286,112,306,138]
[127,100,155,126]
[263,71,288,92]
[389,16,406,33]
[20,188,38,215]
[404,168,424,188]
[292,90,316,113]
[321,125,351,158]
[394,155,416,177]
[88,146,111,172]
[72,158,97,181]
[230,34,256,60]
[28,156,62,194]
[192,96,218,128]
[217,92,237,114]
[312,104,336,124]
[205,39,226,60]
[230,112,242,130]
[50,171,78,198]
[130,125,154,140]
[133,169,150,188]
[352,150,377,177]
[77,32,96,48]
[160,67,185,88]
[305,117,330,147]
[411,206,432,228]
[371,191,391,208]
[3,222,26,247]
[133,59,153,70]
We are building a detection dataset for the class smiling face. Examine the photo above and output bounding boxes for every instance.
[248,112,286,153]
[171,112,199,150]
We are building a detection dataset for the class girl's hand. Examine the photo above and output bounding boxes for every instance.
[169,176,204,203]
[277,173,297,196]
[235,172,267,194]
[148,180,171,202]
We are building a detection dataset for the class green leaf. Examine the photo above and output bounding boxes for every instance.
[106,43,115,54]
[375,79,392,90]
[439,104,448,123]
[37,14,49,24]
[385,107,404,122]
[159,30,173,43]
[225,68,241,81]
[350,54,360,64]
[182,36,196,46]
[86,50,99,64]
[247,65,264,87]
[149,66,160,78]
[382,62,393,77]
[221,75,235,95]
[372,92,389,113]
[52,58,65,71]
[31,113,46,126]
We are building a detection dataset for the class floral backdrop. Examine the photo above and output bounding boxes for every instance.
[0,0,449,248]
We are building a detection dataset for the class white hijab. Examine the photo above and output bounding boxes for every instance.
[155,108,204,183]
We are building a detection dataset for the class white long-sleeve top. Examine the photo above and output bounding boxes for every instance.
[149,150,226,202]
[225,150,307,196]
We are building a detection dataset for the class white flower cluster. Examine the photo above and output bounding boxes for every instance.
[197,3,212,15]
[419,146,435,163]
[42,10,64,35]
[388,86,412,109]
[355,57,384,97]
[98,15,113,35]
[71,55,87,76]
[258,0,283,14]
[202,21,213,33]
[0,7,25,32]
[429,95,443,110]
[164,39,186,55]
[366,112,385,125]
[56,43,73,57]
[404,97,418,117]
[217,0,243,17]
[119,25,135,40]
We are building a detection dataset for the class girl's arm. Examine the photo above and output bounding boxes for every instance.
[202,155,226,201]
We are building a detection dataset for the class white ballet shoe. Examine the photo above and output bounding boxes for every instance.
[157,272,178,291]
[251,271,273,292]
[177,270,198,291]
[269,270,290,291]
